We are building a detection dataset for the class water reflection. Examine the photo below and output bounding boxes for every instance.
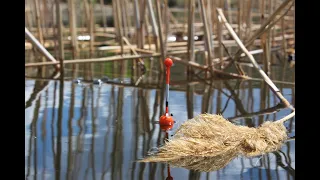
[25,65,294,180]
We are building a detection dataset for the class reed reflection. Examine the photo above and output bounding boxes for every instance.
[25,69,294,180]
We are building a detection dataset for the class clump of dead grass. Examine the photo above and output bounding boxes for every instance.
[140,113,292,171]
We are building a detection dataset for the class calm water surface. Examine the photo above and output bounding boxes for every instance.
[25,60,295,180]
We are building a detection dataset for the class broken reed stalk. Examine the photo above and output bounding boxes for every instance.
[25,27,59,69]
[216,8,292,109]
[122,37,146,71]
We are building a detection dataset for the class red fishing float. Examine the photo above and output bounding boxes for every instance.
[159,58,174,128]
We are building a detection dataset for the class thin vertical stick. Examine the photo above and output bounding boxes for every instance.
[187,0,195,63]
[281,18,288,81]
[147,0,159,39]
[245,0,252,39]
[34,0,44,44]
[216,8,292,108]
[199,0,214,74]
[207,0,214,65]
[56,0,64,75]
[100,0,107,32]
[184,0,188,33]
[89,0,95,57]
[145,10,152,51]
[68,0,78,59]
[115,0,125,77]
[138,0,146,49]
[186,83,194,119]
[147,0,162,71]
[267,0,272,75]
[133,0,140,78]
[124,0,132,36]
[226,0,232,24]
[115,0,124,55]
[211,0,217,35]
[260,0,268,75]
[25,4,32,29]
[201,83,213,113]
[217,0,224,69]
[163,0,169,54]
[155,0,166,61]
[34,0,46,77]
[237,0,242,39]
[120,0,128,37]
[112,0,119,37]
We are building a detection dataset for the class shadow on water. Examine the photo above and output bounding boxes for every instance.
[25,59,295,180]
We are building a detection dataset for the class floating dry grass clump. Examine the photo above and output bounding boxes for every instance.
[141,113,294,171]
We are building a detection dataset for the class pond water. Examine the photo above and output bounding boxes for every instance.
[25,56,295,180]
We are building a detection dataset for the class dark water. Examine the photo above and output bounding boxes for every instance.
[25,60,295,180]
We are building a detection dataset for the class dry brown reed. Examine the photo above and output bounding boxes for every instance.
[141,113,294,169]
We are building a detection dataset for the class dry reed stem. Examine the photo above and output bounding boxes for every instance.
[155,0,165,61]
[25,27,58,64]
[216,8,292,109]
[199,0,214,74]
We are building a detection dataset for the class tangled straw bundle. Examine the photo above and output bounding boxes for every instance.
[141,112,295,171]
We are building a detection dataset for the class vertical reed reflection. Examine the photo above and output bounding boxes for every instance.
[131,87,139,180]
[101,85,116,180]
[33,98,40,180]
[26,95,41,178]
[201,82,213,114]
[41,89,49,180]
[138,89,151,179]
[51,81,57,177]
[90,85,97,180]
[55,75,64,180]
[259,81,267,124]
[186,73,194,118]
[266,154,271,180]
[66,79,76,180]
[148,88,161,180]
[240,158,245,179]
[73,87,87,180]
[111,87,124,179]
